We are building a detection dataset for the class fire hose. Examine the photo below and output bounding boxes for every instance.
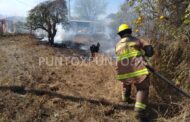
[146,65,190,99]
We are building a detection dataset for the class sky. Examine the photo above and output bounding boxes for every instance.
[0,0,125,17]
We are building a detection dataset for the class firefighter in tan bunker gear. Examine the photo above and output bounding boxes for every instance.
[116,24,154,122]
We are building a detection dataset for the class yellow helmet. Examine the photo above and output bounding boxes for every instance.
[118,24,130,33]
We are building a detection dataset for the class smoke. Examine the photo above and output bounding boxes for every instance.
[36,21,118,58]
[54,25,65,43]
[51,21,117,57]
[38,0,124,57]
[54,24,76,43]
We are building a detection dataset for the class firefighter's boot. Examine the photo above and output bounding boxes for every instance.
[135,109,149,122]
[135,88,149,122]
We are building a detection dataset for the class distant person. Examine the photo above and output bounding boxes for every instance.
[115,24,154,122]
[90,42,100,58]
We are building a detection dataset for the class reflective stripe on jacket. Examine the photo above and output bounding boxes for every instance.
[115,36,149,84]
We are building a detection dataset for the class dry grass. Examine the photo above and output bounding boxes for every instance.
[0,35,189,122]
[150,37,190,121]
[151,38,190,101]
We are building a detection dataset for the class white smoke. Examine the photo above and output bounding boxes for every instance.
[38,20,117,57]
[54,24,76,43]
[53,21,117,57]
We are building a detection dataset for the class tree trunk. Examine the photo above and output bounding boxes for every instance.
[48,32,54,45]
[47,22,57,45]
[49,37,54,45]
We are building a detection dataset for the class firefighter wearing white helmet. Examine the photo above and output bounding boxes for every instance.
[115,24,154,122]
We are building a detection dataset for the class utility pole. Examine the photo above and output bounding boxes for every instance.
[68,0,71,20]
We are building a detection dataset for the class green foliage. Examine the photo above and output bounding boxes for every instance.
[129,0,135,7]
[27,0,67,30]
[134,6,140,12]
[127,0,143,7]
[138,0,142,3]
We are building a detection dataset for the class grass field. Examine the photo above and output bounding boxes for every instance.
[0,35,189,122]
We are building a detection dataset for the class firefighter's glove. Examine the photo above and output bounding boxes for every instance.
[143,45,154,57]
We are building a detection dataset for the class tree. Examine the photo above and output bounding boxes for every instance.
[74,0,107,21]
[27,0,68,45]
[125,0,190,38]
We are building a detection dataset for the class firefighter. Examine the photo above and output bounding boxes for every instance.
[115,24,154,122]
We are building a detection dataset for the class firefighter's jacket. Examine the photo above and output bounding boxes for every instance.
[115,36,150,84]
